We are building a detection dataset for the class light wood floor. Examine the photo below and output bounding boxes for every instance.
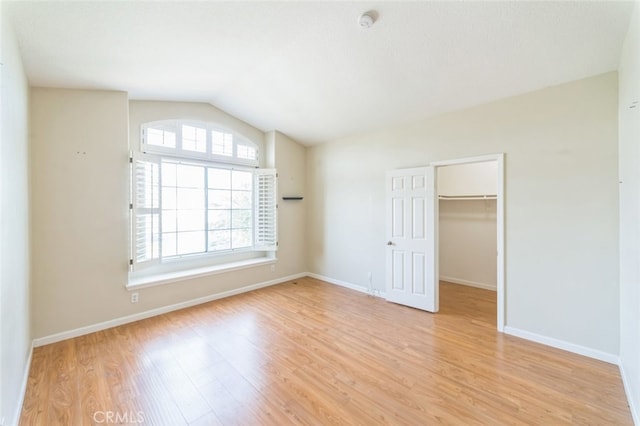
[20,278,632,425]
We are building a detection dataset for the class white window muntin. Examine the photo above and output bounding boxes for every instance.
[130,152,277,274]
[141,120,259,167]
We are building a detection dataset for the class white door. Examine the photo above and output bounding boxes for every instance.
[385,167,438,312]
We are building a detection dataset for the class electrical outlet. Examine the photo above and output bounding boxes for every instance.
[131,292,139,303]
[270,264,276,272]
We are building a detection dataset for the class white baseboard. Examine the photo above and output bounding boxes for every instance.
[33,273,306,347]
[619,360,640,426]
[12,342,34,426]
[306,273,386,298]
[503,326,619,365]
[440,275,496,291]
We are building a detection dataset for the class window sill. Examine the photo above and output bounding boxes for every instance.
[127,257,277,290]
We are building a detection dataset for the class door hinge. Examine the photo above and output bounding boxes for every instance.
[129,203,133,210]
[129,259,134,266]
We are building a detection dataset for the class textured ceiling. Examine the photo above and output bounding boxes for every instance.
[6,1,635,145]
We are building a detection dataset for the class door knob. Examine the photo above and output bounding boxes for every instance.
[387,241,394,246]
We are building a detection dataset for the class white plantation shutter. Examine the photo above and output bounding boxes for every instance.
[254,169,278,251]
[132,157,161,270]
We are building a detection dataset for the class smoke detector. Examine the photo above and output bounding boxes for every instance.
[358,11,376,29]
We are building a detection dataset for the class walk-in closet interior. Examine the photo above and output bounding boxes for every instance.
[438,161,498,318]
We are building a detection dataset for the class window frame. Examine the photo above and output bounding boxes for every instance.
[129,119,276,282]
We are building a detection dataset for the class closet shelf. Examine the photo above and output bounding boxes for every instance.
[438,194,497,201]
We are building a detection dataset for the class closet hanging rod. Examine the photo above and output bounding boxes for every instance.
[438,194,497,201]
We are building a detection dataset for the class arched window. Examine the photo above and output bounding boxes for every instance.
[130,120,276,279]
[141,120,259,166]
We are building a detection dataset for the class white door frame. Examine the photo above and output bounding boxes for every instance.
[431,153,505,332]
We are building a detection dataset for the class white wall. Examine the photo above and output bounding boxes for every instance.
[30,95,307,340]
[0,9,31,426]
[307,72,619,356]
[618,1,640,423]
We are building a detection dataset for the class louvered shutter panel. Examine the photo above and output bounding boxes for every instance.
[132,157,161,269]
[254,169,277,251]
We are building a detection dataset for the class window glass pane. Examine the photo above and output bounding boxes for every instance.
[212,131,233,156]
[182,125,207,153]
[147,128,163,146]
[208,168,231,189]
[208,189,231,209]
[208,210,230,230]
[232,170,252,190]
[237,144,257,160]
[177,188,204,210]
[177,231,205,255]
[231,210,251,228]
[209,230,231,251]
[176,164,204,188]
[232,229,252,248]
[177,210,205,232]
[162,210,177,233]
[232,191,252,209]
[162,187,177,210]
[147,127,176,148]
[162,232,177,257]
[162,162,177,187]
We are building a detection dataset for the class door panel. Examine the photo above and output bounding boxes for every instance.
[392,197,404,237]
[385,167,438,312]
[412,252,426,295]
[392,251,404,290]
[412,197,425,239]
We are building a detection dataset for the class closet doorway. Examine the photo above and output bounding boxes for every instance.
[433,154,504,331]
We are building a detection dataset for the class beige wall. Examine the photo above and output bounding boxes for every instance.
[307,72,619,355]
[0,9,31,425]
[439,199,497,290]
[31,88,131,339]
[30,94,307,339]
[618,1,640,422]
[267,131,308,276]
[438,161,498,197]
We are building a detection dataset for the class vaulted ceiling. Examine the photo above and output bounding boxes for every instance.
[6,1,635,145]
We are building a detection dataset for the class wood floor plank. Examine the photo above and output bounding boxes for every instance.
[20,344,52,425]
[20,279,633,425]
